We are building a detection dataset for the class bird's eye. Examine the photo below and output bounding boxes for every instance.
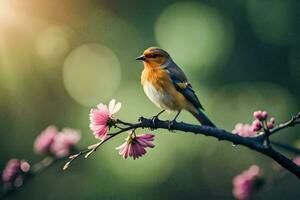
[151,54,157,58]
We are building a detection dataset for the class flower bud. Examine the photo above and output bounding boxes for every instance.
[253,111,262,120]
[267,122,274,129]
[261,111,268,120]
[252,120,262,132]
[270,117,275,124]
[253,110,269,121]
[20,161,30,172]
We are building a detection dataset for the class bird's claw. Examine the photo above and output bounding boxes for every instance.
[151,115,159,128]
[138,116,144,122]
[168,120,176,132]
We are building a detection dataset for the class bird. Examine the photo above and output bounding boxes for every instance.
[136,47,215,127]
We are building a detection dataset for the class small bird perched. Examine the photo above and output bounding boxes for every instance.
[136,47,215,127]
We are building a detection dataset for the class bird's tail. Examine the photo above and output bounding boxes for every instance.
[190,108,216,127]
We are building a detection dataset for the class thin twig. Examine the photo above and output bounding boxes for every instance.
[268,112,300,137]
[270,141,300,155]
[0,157,62,199]
[116,119,134,126]
[63,129,129,169]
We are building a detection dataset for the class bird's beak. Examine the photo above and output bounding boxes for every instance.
[135,55,145,61]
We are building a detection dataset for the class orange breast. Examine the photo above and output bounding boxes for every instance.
[141,65,170,89]
[141,65,191,111]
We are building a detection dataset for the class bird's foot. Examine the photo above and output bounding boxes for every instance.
[167,120,176,132]
[151,115,159,128]
[150,110,165,127]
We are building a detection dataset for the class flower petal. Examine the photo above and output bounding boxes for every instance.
[108,99,116,114]
[113,102,122,114]
[116,142,126,150]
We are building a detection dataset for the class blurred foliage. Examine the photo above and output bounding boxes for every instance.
[0,0,300,199]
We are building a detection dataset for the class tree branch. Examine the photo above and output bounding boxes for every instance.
[65,114,300,179]
[3,112,300,199]
[135,117,300,179]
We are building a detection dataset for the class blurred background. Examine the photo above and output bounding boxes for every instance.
[0,0,300,199]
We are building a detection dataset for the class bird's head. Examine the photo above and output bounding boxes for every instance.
[136,47,170,68]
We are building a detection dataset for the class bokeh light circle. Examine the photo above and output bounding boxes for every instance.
[155,2,234,77]
[36,25,72,63]
[76,6,143,81]
[63,43,121,106]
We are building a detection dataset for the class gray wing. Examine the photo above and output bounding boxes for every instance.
[165,62,188,82]
[165,63,204,110]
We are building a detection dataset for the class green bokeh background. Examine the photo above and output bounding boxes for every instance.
[0,0,300,199]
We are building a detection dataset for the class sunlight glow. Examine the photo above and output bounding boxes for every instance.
[63,43,121,106]
[0,1,14,18]
[0,1,19,29]
[36,25,72,64]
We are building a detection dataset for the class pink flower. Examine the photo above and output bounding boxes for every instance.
[266,122,274,129]
[233,165,262,200]
[20,162,30,172]
[253,110,268,121]
[252,120,262,132]
[116,133,155,159]
[90,99,121,140]
[50,128,81,158]
[34,126,58,154]
[293,156,300,166]
[232,123,257,137]
[270,117,275,124]
[253,111,262,120]
[34,126,81,158]
[267,117,276,129]
[2,159,30,185]
[261,111,268,120]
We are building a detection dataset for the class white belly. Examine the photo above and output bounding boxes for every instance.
[143,81,174,110]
